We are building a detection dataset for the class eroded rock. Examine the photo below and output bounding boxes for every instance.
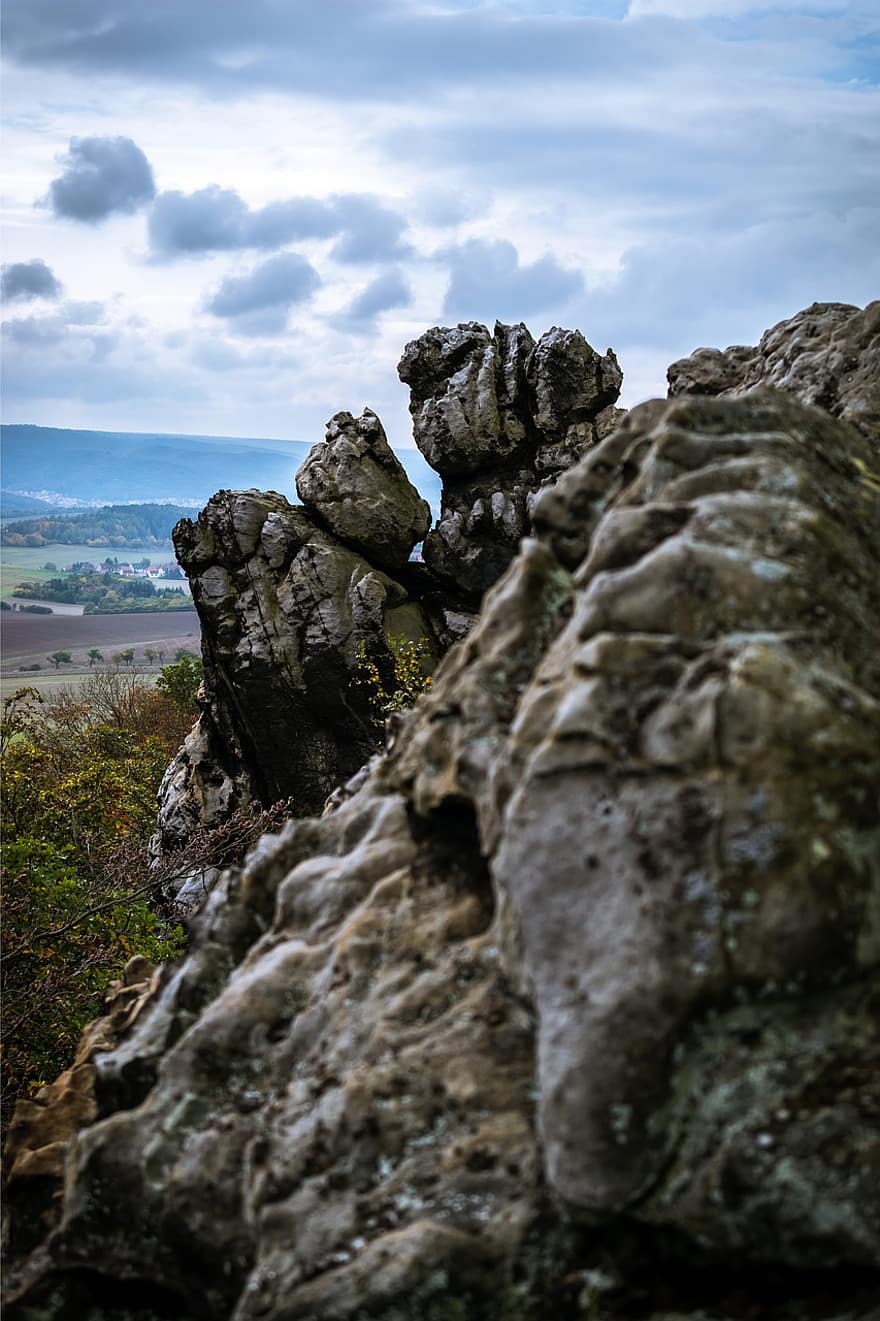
[398,320,623,598]
[296,408,431,573]
[5,385,879,1321]
[668,300,880,442]
[160,487,434,830]
[6,311,880,1321]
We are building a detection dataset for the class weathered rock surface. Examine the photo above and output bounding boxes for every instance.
[296,408,431,574]
[6,383,880,1320]
[398,320,623,598]
[156,323,622,846]
[158,486,434,835]
[668,300,880,442]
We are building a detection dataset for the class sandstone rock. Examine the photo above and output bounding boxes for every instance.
[668,300,880,442]
[158,487,435,832]
[6,385,879,1321]
[2,957,158,1259]
[399,320,623,598]
[296,408,431,573]
[8,307,880,1321]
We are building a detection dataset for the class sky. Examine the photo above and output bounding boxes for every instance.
[1,0,877,452]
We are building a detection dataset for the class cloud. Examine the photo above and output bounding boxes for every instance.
[0,1,729,101]
[47,135,156,222]
[441,238,584,323]
[148,187,339,256]
[1,258,62,301]
[329,196,410,264]
[148,185,409,262]
[204,252,321,335]
[333,269,412,334]
[2,300,107,345]
[577,204,880,351]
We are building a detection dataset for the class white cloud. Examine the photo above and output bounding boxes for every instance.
[0,0,876,443]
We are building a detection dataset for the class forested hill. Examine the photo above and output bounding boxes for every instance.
[1,503,196,548]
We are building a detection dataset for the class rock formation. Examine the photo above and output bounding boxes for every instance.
[295,408,431,575]
[399,320,623,599]
[156,325,621,848]
[668,299,880,442]
[156,440,435,840]
[5,301,880,1319]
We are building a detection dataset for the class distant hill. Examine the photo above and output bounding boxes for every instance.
[0,425,442,513]
[1,503,197,548]
[1,490,81,520]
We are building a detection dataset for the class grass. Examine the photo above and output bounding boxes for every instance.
[1,541,176,572]
[1,668,162,702]
[0,541,189,602]
[0,563,56,597]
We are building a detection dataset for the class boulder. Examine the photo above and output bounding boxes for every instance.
[296,408,431,574]
[6,385,879,1321]
[156,487,434,834]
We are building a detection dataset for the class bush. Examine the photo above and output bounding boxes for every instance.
[353,635,433,729]
[0,680,294,1126]
[156,654,204,711]
[1,837,184,1116]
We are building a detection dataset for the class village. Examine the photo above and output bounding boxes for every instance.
[60,558,187,580]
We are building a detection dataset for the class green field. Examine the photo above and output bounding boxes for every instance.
[2,540,176,572]
[0,561,57,597]
[0,542,189,600]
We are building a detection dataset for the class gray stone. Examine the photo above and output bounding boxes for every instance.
[399,320,624,598]
[296,408,431,573]
[6,320,880,1321]
[668,300,880,443]
[157,487,435,830]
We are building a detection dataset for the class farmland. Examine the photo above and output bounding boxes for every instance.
[0,609,201,699]
[0,542,190,600]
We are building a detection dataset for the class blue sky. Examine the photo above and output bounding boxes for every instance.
[1,0,877,449]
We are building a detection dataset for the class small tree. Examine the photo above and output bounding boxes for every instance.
[46,650,72,670]
[120,648,135,669]
[42,562,57,572]
[144,647,157,666]
[156,655,203,712]
[87,648,104,668]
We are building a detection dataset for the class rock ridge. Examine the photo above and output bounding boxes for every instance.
[5,303,880,1321]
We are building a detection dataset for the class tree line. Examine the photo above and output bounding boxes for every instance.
[1,503,195,548]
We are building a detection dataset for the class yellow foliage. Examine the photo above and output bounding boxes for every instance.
[354,635,433,727]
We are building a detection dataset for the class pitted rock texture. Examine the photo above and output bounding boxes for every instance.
[296,408,431,574]
[6,390,879,1321]
[398,320,623,597]
[667,300,880,443]
[161,487,435,831]
[2,956,158,1260]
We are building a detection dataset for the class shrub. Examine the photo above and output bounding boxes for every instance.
[0,681,295,1126]
[353,635,433,729]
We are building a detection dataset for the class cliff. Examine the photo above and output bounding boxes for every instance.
[3,302,879,1321]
